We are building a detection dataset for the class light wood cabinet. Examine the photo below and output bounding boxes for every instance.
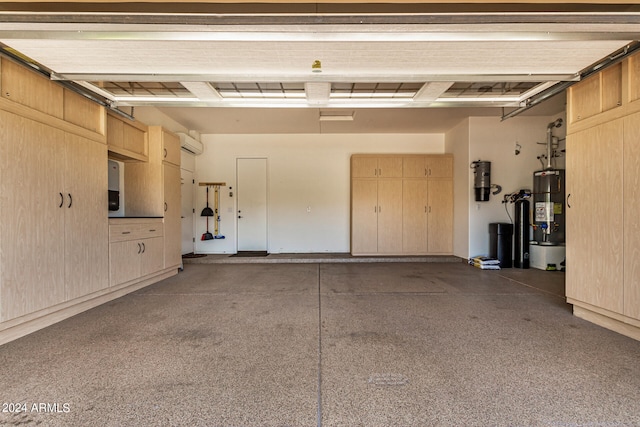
[351,179,379,254]
[0,110,108,322]
[109,219,164,287]
[352,155,402,178]
[351,154,453,256]
[402,179,428,253]
[125,126,182,270]
[106,113,148,162]
[623,113,640,320]
[401,178,453,254]
[63,89,104,134]
[566,120,624,314]
[1,58,64,119]
[163,164,182,269]
[427,179,454,254]
[64,133,109,300]
[403,156,453,179]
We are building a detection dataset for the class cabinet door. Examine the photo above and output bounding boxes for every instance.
[377,157,402,178]
[123,122,147,157]
[624,113,640,320]
[566,121,624,313]
[109,240,141,286]
[64,134,109,300]
[403,156,427,178]
[428,180,453,254]
[162,130,181,166]
[106,114,124,149]
[351,179,378,254]
[377,179,403,254]
[163,164,182,269]
[403,179,428,253]
[352,157,378,178]
[569,74,601,123]
[140,237,165,277]
[1,59,64,119]
[0,111,65,321]
[427,156,453,178]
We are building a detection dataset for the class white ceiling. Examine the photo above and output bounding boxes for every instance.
[0,11,637,133]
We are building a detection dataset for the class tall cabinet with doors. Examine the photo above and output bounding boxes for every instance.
[125,126,182,271]
[565,53,640,340]
[0,58,109,331]
[351,154,453,256]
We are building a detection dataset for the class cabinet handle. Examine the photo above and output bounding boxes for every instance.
[59,192,64,208]
[149,229,156,232]
[378,206,381,213]
[164,202,168,212]
[425,168,427,176]
[122,231,131,235]
[137,243,142,254]
[374,168,377,176]
[378,168,382,176]
[428,168,432,176]
[67,193,72,208]
[374,206,377,213]
[567,194,571,208]
[428,206,432,213]
[425,206,427,213]
[142,242,146,253]
[164,148,168,158]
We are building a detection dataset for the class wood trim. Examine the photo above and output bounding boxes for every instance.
[0,268,178,346]
[572,304,640,341]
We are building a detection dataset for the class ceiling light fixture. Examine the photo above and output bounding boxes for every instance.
[311,60,322,73]
[319,111,355,121]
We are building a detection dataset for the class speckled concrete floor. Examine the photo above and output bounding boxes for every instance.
[0,263,639,427]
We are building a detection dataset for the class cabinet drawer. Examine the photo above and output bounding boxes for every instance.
[109,222,163,242]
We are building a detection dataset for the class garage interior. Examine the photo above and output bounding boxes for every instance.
[1,2,640,425]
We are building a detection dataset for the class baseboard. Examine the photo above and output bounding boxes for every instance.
[572,304,640,342]
[0,268,178,346]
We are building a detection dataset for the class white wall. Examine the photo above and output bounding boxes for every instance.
[195,133,445,254]
[466,114,566,258]
[445,118,470,258]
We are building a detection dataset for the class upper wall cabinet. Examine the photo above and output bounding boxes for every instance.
[156,127,180,166]
[63,89,104,134]
[568,63,622,124]
[629,52,640,105]
[0,58,64,119]
[352,155,402,178]
[107,112,148,162]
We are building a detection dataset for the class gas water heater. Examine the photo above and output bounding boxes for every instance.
[532,118,565,245]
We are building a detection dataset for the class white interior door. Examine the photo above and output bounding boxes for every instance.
[181,168,195,254]
[237,158,268,252]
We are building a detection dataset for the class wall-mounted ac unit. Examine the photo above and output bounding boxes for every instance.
[177,132,204,155]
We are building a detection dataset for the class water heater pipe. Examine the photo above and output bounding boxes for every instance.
[545,118,563,169]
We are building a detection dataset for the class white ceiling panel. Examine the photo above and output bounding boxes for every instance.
[3,39,629,77]
[0,12,635,131]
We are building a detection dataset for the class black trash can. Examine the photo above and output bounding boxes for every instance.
[489,223,513,268]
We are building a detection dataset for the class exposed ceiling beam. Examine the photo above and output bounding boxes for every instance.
[1,13,640,26]
[0,30,638,42]
[55,73,580,83]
